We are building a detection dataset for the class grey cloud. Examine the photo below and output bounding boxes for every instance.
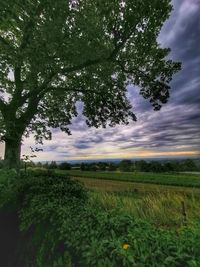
[73,143,91,149]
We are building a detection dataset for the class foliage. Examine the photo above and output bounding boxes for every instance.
[134,159,200,172]
[19,190,200,267]
[60,208,200,267]
[62,159,200,173]
[48,161,58,169]
[0,170,88,266]
[0,170,19,208]
[58,162,71,170]
[119,159,132,172]
[0,159,4,169]
[57,169,200,188]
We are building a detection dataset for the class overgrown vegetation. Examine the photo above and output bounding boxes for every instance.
[1,170,200,266]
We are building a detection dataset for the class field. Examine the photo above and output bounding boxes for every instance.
[56,169,200,227]
[57,169,200,188]
[69,175,200,195]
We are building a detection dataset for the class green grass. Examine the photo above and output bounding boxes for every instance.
[57,169,200,227]
[57,170,200,188]
[89,190,200,227]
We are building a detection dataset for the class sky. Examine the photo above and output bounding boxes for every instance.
[0,0,200,161]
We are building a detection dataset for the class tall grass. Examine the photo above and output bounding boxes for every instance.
[89,190,200,227]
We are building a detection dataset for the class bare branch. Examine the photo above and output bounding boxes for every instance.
[17,95,40,129]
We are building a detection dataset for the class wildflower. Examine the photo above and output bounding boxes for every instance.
[122,243,130,250]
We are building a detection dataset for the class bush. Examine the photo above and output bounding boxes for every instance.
[0,170,19,208]
[57,208,200,267]
[0,171,88,266]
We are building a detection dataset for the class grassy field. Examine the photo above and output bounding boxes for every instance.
[71,176,200,195]
[56,169,200,227]
[57,170,200,188]
[2,168,199,227]
[89,190,200,227]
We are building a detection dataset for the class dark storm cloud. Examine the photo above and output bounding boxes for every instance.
[160,0,200,107]
[73,143,91,149]
[119,103,200,152]
[73,139,92,149]
[73,134,104,149]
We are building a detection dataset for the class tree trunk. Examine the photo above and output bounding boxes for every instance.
[4,136,22,169]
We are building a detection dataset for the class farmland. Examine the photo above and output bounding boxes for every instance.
[70,175,200,195]
[55,170,200,227]
[57,169,200,188]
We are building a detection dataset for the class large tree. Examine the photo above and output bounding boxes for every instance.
[0,0,180,168]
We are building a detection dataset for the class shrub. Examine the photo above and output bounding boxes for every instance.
[58,208,200,267]
[0,171,88,266]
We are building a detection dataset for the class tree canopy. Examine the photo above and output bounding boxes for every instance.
[0,0,181,167]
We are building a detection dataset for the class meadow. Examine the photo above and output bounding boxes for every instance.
[57,169,200,188]
[57,170,200,227]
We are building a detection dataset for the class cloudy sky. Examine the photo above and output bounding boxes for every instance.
[1,0,200,161]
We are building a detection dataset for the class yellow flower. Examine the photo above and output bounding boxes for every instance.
[122,243,130,250]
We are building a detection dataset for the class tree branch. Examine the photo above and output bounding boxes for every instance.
[0,98,7,117]
[116,60,152,82]
[28,22,137,100]
[19,3,43,51]
[8,4,44,114]
[58,29,135,78]
[39,86,102,97]
[17,95,41,131]
[59,58,103,75]
[14,67,22,91]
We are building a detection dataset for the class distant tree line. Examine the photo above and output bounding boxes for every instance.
[118,159,200,172]
[0,157,199,172]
